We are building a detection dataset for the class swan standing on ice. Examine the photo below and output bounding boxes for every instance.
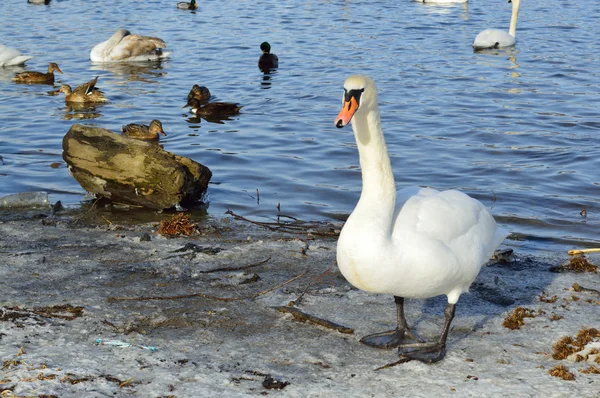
[334,75,507,363]
[90,29,170,62]
[473,0,521,50]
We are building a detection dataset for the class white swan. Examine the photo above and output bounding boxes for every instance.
[334,75,507,363]
[0,45,32,67]
[473,0,521,50]
[415,0,467,4]
[90,28,171,62]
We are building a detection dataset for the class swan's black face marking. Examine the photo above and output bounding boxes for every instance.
[344,88,365,107]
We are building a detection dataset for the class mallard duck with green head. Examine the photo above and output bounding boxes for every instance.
[258,42,278,70]
[13,62,62,84]
[58,76,108,103]
[122,119,167,140]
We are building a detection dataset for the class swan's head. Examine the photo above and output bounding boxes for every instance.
[335,75,378,128]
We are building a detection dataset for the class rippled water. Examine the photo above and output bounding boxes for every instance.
[1,0,599,254]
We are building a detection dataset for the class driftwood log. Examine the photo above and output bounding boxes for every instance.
[62,124,212,210]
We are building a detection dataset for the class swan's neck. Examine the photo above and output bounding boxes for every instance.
[509,0,520,38]
[351,106,396,233]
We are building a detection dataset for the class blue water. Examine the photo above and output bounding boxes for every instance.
[1,0,599,254]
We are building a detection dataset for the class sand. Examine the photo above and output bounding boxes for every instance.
[1,210,599,397]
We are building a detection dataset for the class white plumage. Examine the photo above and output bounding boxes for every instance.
[334,75,507,362]
[90,29,171,63]
[473,0,521,50]
[0,45,32,67]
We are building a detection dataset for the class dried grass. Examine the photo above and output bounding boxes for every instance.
[157,213,195,237]
[548,364,575,380]
[502,307,537,330]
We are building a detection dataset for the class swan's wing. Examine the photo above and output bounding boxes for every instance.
[393,188,505,261]
[0,45,32,66]
[109,35,167,60]
[472,29,514,49]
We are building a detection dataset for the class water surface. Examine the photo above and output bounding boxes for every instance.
[1,0,599,254]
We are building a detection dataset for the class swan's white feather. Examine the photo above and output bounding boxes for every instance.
[0,45,32,67]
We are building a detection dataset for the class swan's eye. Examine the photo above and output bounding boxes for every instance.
[344,88,364,104]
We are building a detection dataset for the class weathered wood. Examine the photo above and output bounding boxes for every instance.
[62,124,212,210]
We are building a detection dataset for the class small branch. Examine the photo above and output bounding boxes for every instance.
[293,260,336,305]
[198,257,271,274]
[274,306,354,334]
[572,283,600,297]
[374,356,413,371]
[107,266,309,303]
[225,210,339,237]
[568,248,600,256]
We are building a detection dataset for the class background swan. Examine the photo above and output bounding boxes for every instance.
[90,29,170,62]
[473,0,520,50]
[334,75,507,363]
[0,45,32,67]
[415,0,467,4]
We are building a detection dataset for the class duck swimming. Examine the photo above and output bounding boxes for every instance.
[185,84,211,106]
[334,75,507,363]
[90,28,170,62]
[177,0,197,10]
[258,42,278,71]
[186,98,241,116]
[122,119,166,141]
[473,0,520,50]
[58,76,108,103]
[13,62,62,84]
[0,45,32,67]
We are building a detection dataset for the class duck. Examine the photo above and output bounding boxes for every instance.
[186,98,241,116]
[27,0,51,4]
[177,0,197,9]
[473,0,520,50]
[334,75,507,363]
[58,76,108,103]
[12,62,62,84]
[258,42,278,70]
[185,84,211,106]
[122,120,167,141]
[90,28,171,62]
[0,44,32,67]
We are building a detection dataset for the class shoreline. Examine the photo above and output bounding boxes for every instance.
[1,211,599,397]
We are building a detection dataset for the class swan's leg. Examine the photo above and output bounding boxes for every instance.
[360,296,424,349]
[397,303,456,364]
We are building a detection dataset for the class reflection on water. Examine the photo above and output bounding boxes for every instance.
[90,61,167,84]
[60,103,106,120]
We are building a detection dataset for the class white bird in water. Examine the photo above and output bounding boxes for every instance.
[0,45,32,67]
[90,28,170,63]
[334,75,507,363]
[473,0,521,50]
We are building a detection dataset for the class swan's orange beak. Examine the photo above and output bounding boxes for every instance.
[335,96,359,128]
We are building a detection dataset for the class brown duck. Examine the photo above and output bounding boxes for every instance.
[58,76,108,103]
[187,98,241,116]
[122,119,167,140]
[185,84,211,107]
[13,62,63,84]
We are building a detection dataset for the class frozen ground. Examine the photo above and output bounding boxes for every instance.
[0,211,599,397]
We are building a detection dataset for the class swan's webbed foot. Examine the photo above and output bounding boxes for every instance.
[398,342,447,364]
[360,327,423,349]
